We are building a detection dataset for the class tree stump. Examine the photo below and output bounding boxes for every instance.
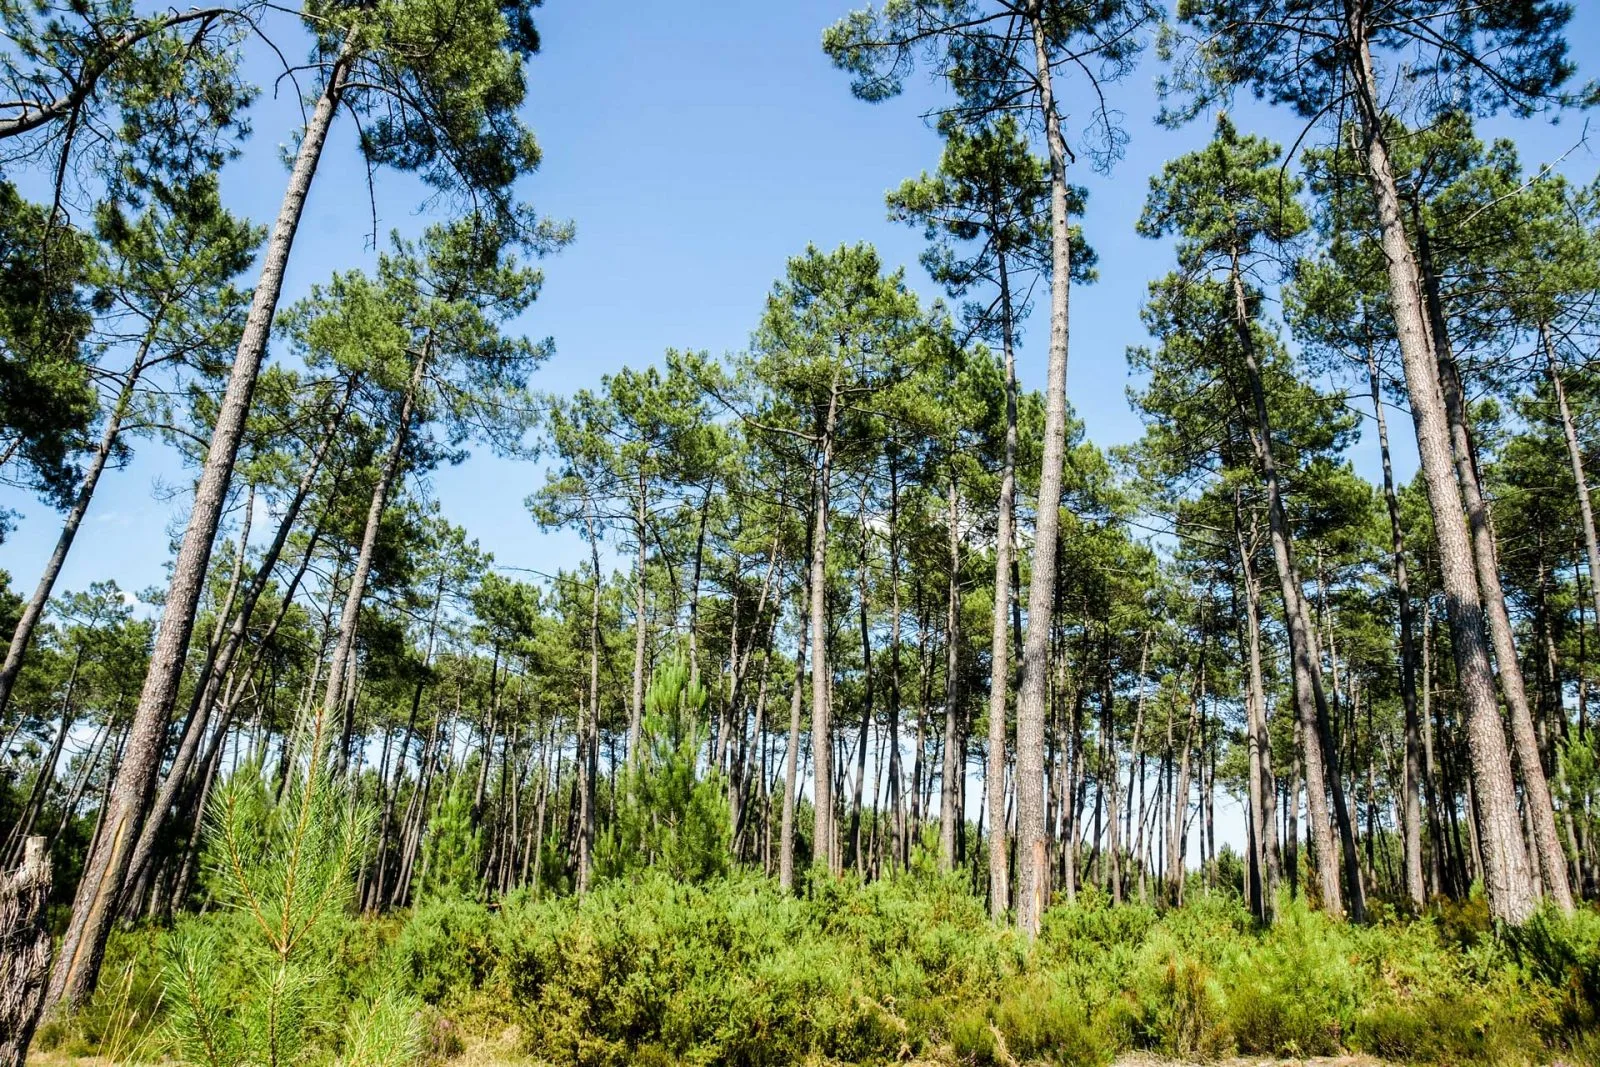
[1,836,53,1067]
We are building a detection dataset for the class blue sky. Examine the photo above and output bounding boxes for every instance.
[2,0,1598,604]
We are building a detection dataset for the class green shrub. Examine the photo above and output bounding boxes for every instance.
[394,897,495,1004]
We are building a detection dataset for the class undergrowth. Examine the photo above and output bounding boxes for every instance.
[38,872,1600,1065]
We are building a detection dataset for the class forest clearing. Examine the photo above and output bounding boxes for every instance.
[3,0,1600,1064]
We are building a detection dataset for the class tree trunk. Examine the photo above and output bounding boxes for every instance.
[122,386,349,900]
[42,39,358,1010]
[1345,10,1535,924]
[0,837,52,1067]
[850,504,875,874]
[1014,0,1073,937]
[1235,509,1280,919]
[1550,328,1600,653]
[0,338,151,724]
[329,350,430,772]
[1230,256,1356,918]
[811,381,840,875]
[939,474,963,870]
[1418,236,1571,912]
[778,586,809,891]
[985,243,1019,918]
[577,505,602,894]
[1365,348,1427,909]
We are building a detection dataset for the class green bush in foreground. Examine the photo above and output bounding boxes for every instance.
[383,872,1598,1066]
[44,865,1600,1066]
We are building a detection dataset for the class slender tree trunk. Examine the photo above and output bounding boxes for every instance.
[1236,510,1280,918]
[576,506,603,894]
[811,382,840,875]
[4,652,82,864]
[1014,0,1073,937]
[939,475,963,870]
[629,478,649,767]
[887,450,906,869]
[121,387,349,899]
[0,340,153,724]
[1366,348,1427,909]
[329,350,431,772]
[1550,329,1600,648]
[984,245,1019,917]
[44,37,358,998]
[1230,256,1355,918]
[1417,239,1571,911]
[778,594,808,891]
[1345,12,1535,923]
[850,505,875,874]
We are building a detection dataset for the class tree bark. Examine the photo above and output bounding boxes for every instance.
[985,242,1019,918]
[0,338,151,724]
[43,36,358,1012]
[0,837,52,1067]
[1230,256,1357,918]
[1014,0,1073,937]
[939,475,963,870]
[810,380,840,875]
[1345,9,1535,923]
[1420,238,1571,912]
[1365,348,1427,909]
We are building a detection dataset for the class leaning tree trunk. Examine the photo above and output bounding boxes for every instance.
[1014,0,1073,938]
[44,37,359,1013]
[1345,11,1535,924]
[1,838,52,1067]
[121,385,349,902]
[0,339,152,725]
[329,349,430,772]
[1548,330,1600,669]
[1366,349,1427,910]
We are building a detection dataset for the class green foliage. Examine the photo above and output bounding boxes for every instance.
[595,652,728,884]
[163,743,422,1067]
[418,777,482,903]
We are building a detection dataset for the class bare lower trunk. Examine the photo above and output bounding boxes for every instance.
[44,38,357,1012]
[1550,331,1600,657]
[1231,257,1354,918]
[986,251,1018,917]
[329,350,430,772]
[939,476,963,870]
[1422,248,1570,912]
[1365,349,1427,909]
[629,484,648,767]
[122,387,348,900]
[1236,510,1279,919]
[811,384,840,875]
[778,591,808,891]
[1015,0,1072,937]
[1346,12,1534,924]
